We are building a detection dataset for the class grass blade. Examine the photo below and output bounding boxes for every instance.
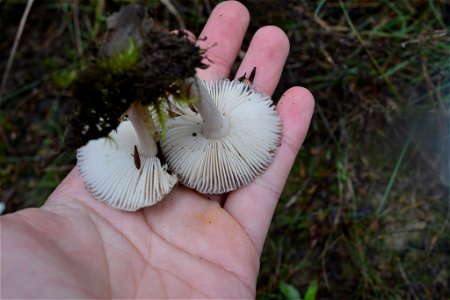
[339,0,404,103]
[376,138,411,215]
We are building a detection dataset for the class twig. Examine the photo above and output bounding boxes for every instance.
[285,178,311,208]
[401,30,448,47]
[203,0,212,14]
[0,0,35,105]
[161,0,186,29]
[92,0,105,39]
[72,0,84,63]
[396,259,420,300]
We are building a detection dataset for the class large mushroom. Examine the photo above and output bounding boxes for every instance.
[77,103,178,211]
[161,76,281,194]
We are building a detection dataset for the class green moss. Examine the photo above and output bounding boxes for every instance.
[97,38,139,76]
[51,68,78,89]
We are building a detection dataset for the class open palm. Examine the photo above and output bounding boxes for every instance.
[1,2,314,299]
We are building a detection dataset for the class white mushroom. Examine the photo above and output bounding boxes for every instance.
[77,103,178,211]
[161,77,281,194]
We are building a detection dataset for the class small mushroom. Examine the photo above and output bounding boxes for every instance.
[161,77,281,194]
[77,103,178,211]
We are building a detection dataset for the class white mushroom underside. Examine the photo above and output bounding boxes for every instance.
[161,79,281,194]
[77,121,178,211]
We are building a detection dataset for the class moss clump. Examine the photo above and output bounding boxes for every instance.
[96,38,139,76]
[64,3,207,150]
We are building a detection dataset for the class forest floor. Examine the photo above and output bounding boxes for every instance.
[1,1,449,299]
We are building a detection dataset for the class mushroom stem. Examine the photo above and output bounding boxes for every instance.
[189,76,230,139]
[127,102,158,157]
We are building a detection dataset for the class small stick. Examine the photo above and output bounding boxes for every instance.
[0,0,35,105]
[161,0,186,29]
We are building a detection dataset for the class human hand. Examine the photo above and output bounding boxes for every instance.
[1,1,314,298]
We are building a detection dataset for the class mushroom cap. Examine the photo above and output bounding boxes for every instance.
[161,79,281,194]
[77,120,178,211]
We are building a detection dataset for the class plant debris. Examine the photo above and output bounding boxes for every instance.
[64,3,208,150]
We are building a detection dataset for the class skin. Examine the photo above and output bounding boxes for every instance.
[0,1,315,299]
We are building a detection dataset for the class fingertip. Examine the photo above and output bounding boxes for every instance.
[212,1,250,25]
[199,0,250,42]
[278,86,315,112]
[277,86,315,120]
[235,25,290,95]
[196,0,250,80]
[255,25,290,54]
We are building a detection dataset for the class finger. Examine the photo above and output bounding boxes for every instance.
[234,26,289,96]
[196,1,250,80]
[224,87,315,254]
